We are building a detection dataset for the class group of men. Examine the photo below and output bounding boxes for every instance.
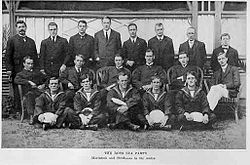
[5,16,241,131]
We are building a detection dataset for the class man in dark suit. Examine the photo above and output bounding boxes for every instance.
[148,23,175,71]
[14,56,47,124]
[122,23,147,71]
[178,27,207,69]
[68,20,95,68]
[5,20,39,113]
[207,52,241,111]
[94,16,121,68]
[211,33,240,72]
[60,54,94,108]
[40,22,70,77]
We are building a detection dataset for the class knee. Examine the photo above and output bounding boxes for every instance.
[209,113,216,123]
[177,114,186,122]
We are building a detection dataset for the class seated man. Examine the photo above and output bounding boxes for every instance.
[132,48,166,93]
[14,56,47,124]
[169,51,198,90]
[34,77,81,130]
[143,75,176,130]
[99,54,131,89]
[60,54,94,108]
[107,72,147,131]
[207,51,241,111]
[73,74,107,130]
[176,71,216,130]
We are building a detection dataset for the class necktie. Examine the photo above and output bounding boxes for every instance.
[105,31,108,42]
[52,36,55,42]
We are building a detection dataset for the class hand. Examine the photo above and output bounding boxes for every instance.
[177,76,184,81]
[184,112,193,121]
[37,84,45,90]
[117,105,128,113]
[126,60,135,67]
[106,83,116,91]
[96,57,100,61]
[86,114,93,123]
[60,64,67,72]
[40,69,46,75]
[50,114,58,126]
[89,58,93,61]
[160,115,169,127]
[202,114,209,124]
[79,114,88,125]
[28,81,37,88]
[146,115,154,126]
[68,82,74,89]
[6,71,12,76]
[142,84,152,91]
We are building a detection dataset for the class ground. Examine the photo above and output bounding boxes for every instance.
[2,112,246,149]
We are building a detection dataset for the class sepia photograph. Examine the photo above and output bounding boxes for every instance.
[1,0,248,164]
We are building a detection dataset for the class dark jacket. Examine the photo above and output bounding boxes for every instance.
[14,69,47,95]
[143,89,172,116]
[148,35,175,71]
[5,34,38,73]
[175,86,210,115]
[132,64,166,89]
[122,37,147,68]
[212,65,241,98]
[107,85,141,114]
[40,35,69,77]
[68,33,94,65]
[211,46,240,72]
[60,66,94,90]
[94,29,121,67]
[178,40,207,69]
[34,90,66,117]
[74,88,101,116]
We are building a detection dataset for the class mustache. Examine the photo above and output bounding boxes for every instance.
[20,30,25,32]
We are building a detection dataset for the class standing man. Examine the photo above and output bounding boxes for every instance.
[148,23,175,71]
[68,20,95,68]
[5,20,39,113]
[178,27,207,69]
[40,22,70,77]
[94,16,122,68]
[122,23,147,71]
[211,33,240,72]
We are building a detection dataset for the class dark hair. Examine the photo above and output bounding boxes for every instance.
[116,71,128,80]
[155,23,163,27]
[78,20,87,26]
[220,33,231,39]
[80,73,93,82]
[47,77,60,85]
[145,48,154,55]
[178,51,189,59]
[187,26,196,32]
[75,54,85,60]
[114,53,123,59]
[16,20,27,27]
[184,71,197,81]
[217,51,228,58]
[102,16,111,22]
[151,75,162,82]
[23,56,33,63]
[128,23,137,29]
[48,22,58,28]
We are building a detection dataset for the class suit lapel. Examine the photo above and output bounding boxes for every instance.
[222,65,231,78]
[106,30,114,45]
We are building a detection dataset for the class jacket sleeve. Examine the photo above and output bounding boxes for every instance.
[73,93,83,114]
[175,90,186,114]
[63,39,70,65]
[121,42,128,62]
[157,66,167,84]
[34,94,45,117]
[68,37,75,62]
[14,72,30,85]
[234,49,240,67]
[91,93,102,116]
[169,39,175,67]
[164,93,172,115]
[94,33,99,59]
[5,38,14,71]
[55,94,67,116]
[211,49,218,72]
[107,90,119,113]
[90,37,95,60]
[116,33,122,53]
[142,93,150,116]
[132,68,143,89]
[59,68,70,86]
[200,91,210,115]
[139,40,147,65]
[126,89,141,109]
[31,40,39,69]
[226,67,241,89]
[39,40,46,70]
[178,43,183,54]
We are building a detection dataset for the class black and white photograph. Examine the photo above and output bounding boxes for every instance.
[1,0,248,164]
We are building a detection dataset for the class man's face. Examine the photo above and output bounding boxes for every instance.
[48,25,58,37]
[178,53,189,66]
[78,22,87,34]
[186,74,196,88]
[23,59,34,71]
[81,78,92,90]
[128,25,137,38]
[49,79,59,92]
[155,25,164,37]
[145,51,154,64]
[118,75,128,89]
[221,35,230,46]
[187,28,196,40]
[16,23,27,36]
[151,78,161,90]
[114,56,123,68]
[74,56,84,68]
[102,18,111,31]
[217,54,228,67]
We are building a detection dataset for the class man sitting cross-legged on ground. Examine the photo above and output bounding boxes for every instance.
[33,77,81,130]
[143,75,176,130]
[14,56,48,125]
[73,74,107,131]
[207,51,241,111]
[60,54,94,108]
[107,72,147,131]
[176,71,216,130]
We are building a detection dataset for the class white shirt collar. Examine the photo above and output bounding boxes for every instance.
[51,35,57,41]
[103,29,111,37]
[130,36,137,43]
[146,62,154,66]
[157,36,164,40]
[116,66,123,69]
[221,64,228,72]
[75,66,81,72]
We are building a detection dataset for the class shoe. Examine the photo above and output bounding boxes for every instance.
[127,123,140,132]
[86,124,98,131]
[203,124,214,130]
[42,123,50,131]
[29,115,35,125]
[160,124,172,131]
[107,123,117,130]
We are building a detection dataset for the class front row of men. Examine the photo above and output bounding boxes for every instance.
[14,49,240,131]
